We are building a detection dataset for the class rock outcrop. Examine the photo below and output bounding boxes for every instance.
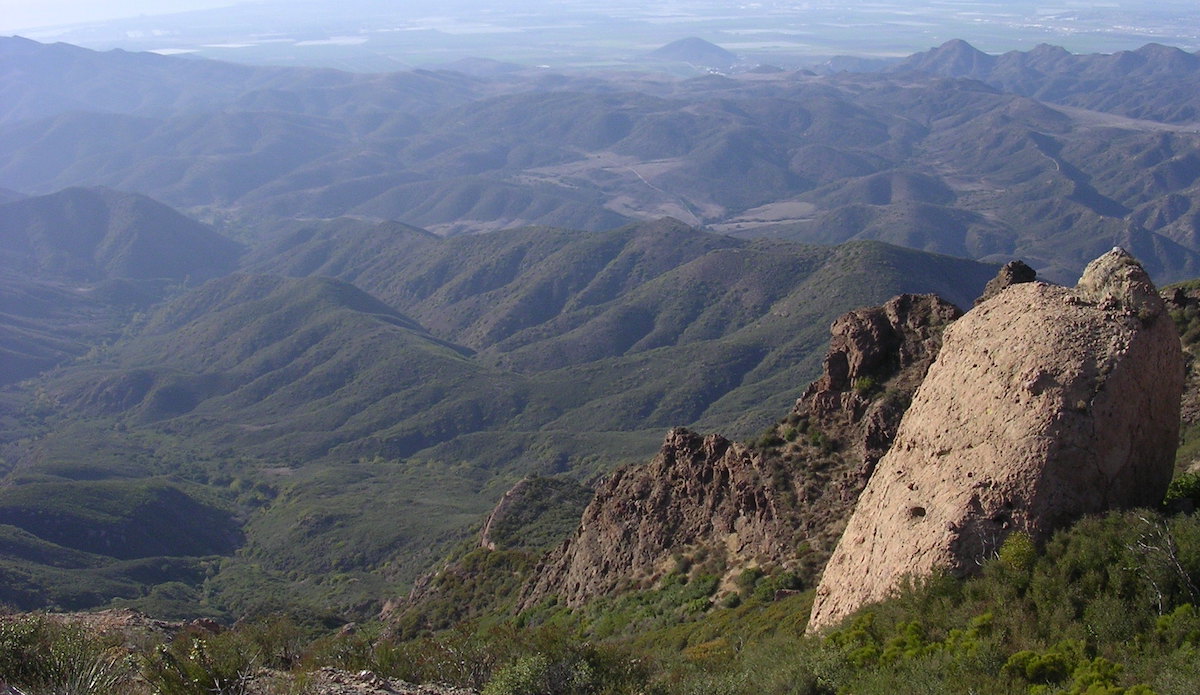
[973,259,1036,306]
[520,294,961,609]
[807,249,1184,633]
[802,293,963,477]
[521,429,791,607]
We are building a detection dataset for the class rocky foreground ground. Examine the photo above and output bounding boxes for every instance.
[244,668,476,695]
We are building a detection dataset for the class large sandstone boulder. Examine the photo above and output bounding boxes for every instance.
[807,249,1184,633]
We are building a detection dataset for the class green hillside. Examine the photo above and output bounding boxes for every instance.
[0,187,242,283]
[0,187,244,386]
[0,215,995,619]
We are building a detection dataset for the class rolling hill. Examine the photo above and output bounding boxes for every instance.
[0,187,243,385]
[3,38,1200,283]
[1,206,997,618]
[0,187,242,283]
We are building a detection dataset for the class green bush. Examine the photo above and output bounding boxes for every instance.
[1164,473,1200,510]
[300,624,383,672]
[998,532,1037,574]
[990,531,1037,591]
[0,616,134,695]
[484,653,557,695]
[735,568,764,595]
[751,572,803,603]
[1155,603,1200,649]
[852,376,878,396]
[1003,640,1083,685]
[807,431,835,454]
[757,432,785,449]
[481,635,652,695]
[370,623,509,689]
[141,628,261,695]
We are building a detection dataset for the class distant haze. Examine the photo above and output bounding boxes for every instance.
[0,0,237,33]
[4,0,1200,71]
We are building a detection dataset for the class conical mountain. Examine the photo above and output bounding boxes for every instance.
[648,37,737,68]
[893,39,997,78]
[0,187,241,283]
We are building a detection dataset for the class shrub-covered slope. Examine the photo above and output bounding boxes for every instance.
[0,216,995,618]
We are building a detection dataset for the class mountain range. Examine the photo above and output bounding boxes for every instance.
[893,40,1200,124]
[0,183,995,616]
[3,35,1200,619]
[3,38,1200,283]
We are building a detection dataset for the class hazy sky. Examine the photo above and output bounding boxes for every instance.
[0,0,238,33]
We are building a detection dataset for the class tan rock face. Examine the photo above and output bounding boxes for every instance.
[520,428,793,608]
[807,250,1184,633]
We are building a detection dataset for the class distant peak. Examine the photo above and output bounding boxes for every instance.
[1029,43,1071,56]
[647,37,737,67]
[894,38,995,77]
[1136,42,1181,54]
[925,39,990,60]
[937,38,982,52]
[1133,42,1200,67]
[659,37,726,51]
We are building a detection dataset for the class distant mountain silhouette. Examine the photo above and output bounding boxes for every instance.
[893,39,1200,122]
[0,35,479,127]
[893,38,997,76]
[0,187,241,283]
[647,37,737,67]
[4,38,1200,278]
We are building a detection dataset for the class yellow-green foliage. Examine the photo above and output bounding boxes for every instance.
[999,531,1037,574]
[9,508,1200,695]
[1163,473,1200,508]
[823,611,994,671]
[1003,641,1158,695]
[1155,603,1200,648]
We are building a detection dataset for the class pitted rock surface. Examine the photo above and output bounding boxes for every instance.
[807,249,1184,633]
